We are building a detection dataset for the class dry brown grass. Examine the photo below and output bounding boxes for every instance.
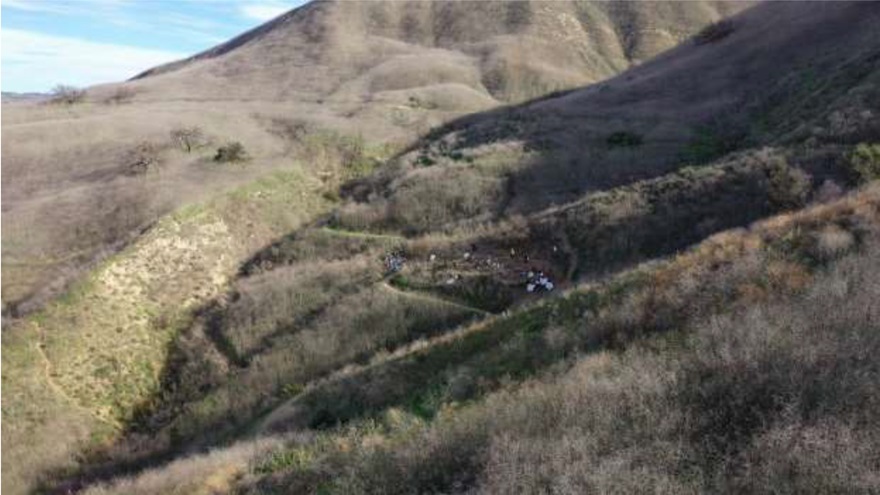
[4,3,879,493]
[82,437,284,495]
[1,168,333,495]
[131,1,745,104]
[117,257,488,462]
[236,187,880,494]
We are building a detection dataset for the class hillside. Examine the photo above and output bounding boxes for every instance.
[130,0,749,103]
[3,2,880,495]
[338,1,880,231]
[1,0,740,319]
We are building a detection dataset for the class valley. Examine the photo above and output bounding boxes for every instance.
[2,2,879,494]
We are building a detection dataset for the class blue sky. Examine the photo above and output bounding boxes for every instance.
[2,0,307,93]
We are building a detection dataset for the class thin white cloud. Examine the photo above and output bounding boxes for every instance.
[240,2,291,22]
[2,29,187,92]
[3,0,128,15]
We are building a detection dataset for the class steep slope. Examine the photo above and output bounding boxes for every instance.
[338,1,880,232]
[130,0,749,104]
[26,3,880,494]
[81,182,880,495]
[5,2,880,494]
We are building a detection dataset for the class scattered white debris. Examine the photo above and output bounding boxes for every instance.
[385,251,406,273]
[429,253,437,262]
[525,271,555,293]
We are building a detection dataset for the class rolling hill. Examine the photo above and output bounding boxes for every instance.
[130,0,749,104]
[3,1,880,495]
[2,0,744,319]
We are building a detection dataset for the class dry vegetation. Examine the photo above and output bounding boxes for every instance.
[4,2,880,494]
[84,184,880,495]
[282,247,879,494]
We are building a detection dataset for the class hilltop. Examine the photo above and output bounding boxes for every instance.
[131,0,749,104]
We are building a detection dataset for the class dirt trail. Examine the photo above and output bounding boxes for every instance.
[320,227,406,242]
[33,335,123,430]
[379,281,491,316]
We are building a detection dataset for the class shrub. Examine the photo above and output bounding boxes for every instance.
[847,143,880,182]
[606,131,643,148]
[214,141,248,163]
[124,141,162,175]
[814,225,854,259]
[300,131,383,185]
[50,84,86,105]
[694,19,735,45]
[765,156,811,209]
[387,170,504,233]
[253,241,880,495]
[170,126,206,153]
[416,154,436,167]
[813,179,844,203]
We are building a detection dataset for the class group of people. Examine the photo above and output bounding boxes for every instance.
[525,270,554,293]
[384,251,406,274]
[384,246,556,294]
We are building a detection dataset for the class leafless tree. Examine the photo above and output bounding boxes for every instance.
[170,126,206,153]
[50,84,86,105]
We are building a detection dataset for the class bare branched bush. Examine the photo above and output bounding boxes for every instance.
[255,242,879,495]
[170,126,206,153]
[387,169,504,233]
[124,141,162,175]
[50,84,86,105]
[299,131,383,188]
[813,225,854,260]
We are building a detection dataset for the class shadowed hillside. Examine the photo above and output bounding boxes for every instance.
[336,1,880,232]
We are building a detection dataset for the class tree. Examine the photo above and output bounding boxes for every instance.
[170,126,206,153]
[50,84,86,105]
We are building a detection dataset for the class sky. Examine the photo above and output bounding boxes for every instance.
[1,0,307,93]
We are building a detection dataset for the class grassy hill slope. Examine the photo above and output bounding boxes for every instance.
[2,169,334,494]
[83,182,880,494]
[337,2,880,232]
[2,1,739,318]
[132,0,748,104]
[4,2,880,494]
